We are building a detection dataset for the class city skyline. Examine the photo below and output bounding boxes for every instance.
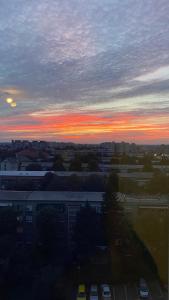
[2,139,169,147]
[0,0,169,144]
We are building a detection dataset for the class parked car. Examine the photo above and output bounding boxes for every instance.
[90,285,99,300]
[139,278,149,298]
[77,284,87,300]
[101,284,111,300]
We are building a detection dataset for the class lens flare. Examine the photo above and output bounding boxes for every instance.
[10,102,17,107]
[6,98,13,104]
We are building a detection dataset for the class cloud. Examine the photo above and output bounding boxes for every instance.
[0,0,169,142]
[135,66,169,83]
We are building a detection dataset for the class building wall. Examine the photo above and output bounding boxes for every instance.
[0,159,19,171]
[0,197,102,249]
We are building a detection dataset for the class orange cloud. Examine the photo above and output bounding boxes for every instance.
[1,111,169,143]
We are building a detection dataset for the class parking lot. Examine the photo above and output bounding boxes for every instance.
[75,280,167,300]
[111,281,167,300]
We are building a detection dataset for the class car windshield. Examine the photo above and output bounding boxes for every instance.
[91,292,98,296]
[141,288,148,292]
[79,292,85,297]
[104,292,110,296]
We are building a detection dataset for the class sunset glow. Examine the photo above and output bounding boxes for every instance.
[0,0,169,143]
[1,110,169,143]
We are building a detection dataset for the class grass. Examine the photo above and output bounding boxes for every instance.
[129,207,168,285]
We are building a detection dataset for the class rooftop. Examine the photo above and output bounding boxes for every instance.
[0,191,104,202]
[0,171,108,177]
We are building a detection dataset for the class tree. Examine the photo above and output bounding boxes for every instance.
[119,154,137,165]
[145,171,169,194]
[26,163,42,171]
[141,155,154,172]
[69,157,82,171]
[160,155,169,165]
[0,207,17,237]
[102,192,128,246]
[52,156,65,171]
[0,207,17,265]
[41,172,55,190]
[111,156,120,164]
[105,172,119,193]
[119,178,139,194]
[36,206,66,259]
[66,174,82,191]
[120,153,130,164]
[73,202,103,258]
[88,159,100,171]
[102,173,132,246]
[83,175,105,191]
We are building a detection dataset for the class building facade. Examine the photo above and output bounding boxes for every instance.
[0,191,104,249]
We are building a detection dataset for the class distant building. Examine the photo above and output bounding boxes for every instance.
[0,170,108,190]
[0,171,48,190]
[20,161,53,171]
[0,157,19,171]
[118,172,153,186]
[99,163,143,172]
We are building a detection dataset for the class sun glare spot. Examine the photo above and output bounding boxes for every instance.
[10,102,17,107]
[6,98,13,104]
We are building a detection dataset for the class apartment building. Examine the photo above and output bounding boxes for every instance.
[0,191,104,248]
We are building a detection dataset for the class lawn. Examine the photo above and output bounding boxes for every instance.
[130,207,168,285]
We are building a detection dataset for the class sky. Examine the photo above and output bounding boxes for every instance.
[0,0,169,144]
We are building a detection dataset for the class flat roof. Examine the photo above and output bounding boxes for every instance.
[118,172,153,178]
[0,191,32,200]
[0,171,108,177]
[28,191,104,201]
[0,171,49,177]
[0,191,104,202]
[0,191,168,206]
[99,164,143,168]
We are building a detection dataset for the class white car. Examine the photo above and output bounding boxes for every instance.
[101,284,111,300]
[139,289,149,298]
[89,285,99,300]
[139,279,149,298]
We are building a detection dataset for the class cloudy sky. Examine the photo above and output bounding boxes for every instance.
[0,0,169,143]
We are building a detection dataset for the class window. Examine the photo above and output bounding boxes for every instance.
[26,205,33,212]
[25,215,33,223]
